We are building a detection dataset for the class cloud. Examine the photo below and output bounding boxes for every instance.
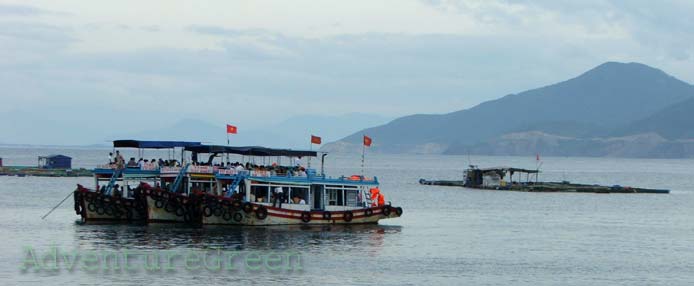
[0,4,45,16]
[1,1,693,145]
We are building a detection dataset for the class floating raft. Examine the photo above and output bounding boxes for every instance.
[418,179,670,194]
[0,166,93,177]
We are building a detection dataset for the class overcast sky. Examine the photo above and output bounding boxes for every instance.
[1,0,693,144]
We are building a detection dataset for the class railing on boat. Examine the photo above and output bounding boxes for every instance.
[93,165,378,184]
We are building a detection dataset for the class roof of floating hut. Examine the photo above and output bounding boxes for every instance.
[38,154,72,160]
[113,140,202,149]
[478,166,539,174]
[184,145,317,157]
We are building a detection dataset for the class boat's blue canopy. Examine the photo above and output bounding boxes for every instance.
[113,140,202,149]
[185,145,317,157]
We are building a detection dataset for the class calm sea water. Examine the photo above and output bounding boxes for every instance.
[1,147,694,285]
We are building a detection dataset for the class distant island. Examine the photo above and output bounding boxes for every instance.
[322,62,694,158]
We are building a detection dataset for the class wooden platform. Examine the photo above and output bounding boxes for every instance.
[418,179,669,194]
[0,166,93,177]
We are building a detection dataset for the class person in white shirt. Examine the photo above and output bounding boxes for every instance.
[273,187,284,208]
[294,157,302,167]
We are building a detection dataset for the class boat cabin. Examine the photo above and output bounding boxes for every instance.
[465,166,539,189]
[184,144,379,211]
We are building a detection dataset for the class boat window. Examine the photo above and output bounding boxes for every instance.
[326,188,344,206]
[345,189,359,207]
[289,187,309,204]
[250,185,269,203]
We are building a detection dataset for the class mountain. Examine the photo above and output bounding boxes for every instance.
[113,113,391,149]
[615,97,694,140]
[323,62,694,157]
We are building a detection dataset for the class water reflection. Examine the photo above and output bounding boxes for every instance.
[74,223,402,255]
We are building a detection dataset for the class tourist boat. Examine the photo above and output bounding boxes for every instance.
[74,141,404,225]
[181,145,404,226]
[73,140,202,223]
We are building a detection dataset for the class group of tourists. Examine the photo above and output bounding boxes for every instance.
[107,151,181,170]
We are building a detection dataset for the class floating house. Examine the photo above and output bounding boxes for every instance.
[38,155,72,169]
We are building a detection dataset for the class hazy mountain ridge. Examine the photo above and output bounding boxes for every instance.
[323,62,694,158]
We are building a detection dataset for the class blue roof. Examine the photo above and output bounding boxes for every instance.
[113,140,202,149]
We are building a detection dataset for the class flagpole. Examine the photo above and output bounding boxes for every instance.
[308,137,312,169]
[361,137,365,177]
[226,132,230,163]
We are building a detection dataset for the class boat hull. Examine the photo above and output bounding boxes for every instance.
[144,189,198,223]
[199,195,403,226]
[74,188,146,223]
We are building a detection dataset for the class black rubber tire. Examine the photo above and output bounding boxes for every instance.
[343,211,353,222]
[175,206,185,217]
[213,207,223,217]
[96,206,105,215]
[301,211,311,223]
[165,203,176,213]
[382,205,392,217]
[222,200,231,207]
[364,209,373,217]
[395,207,403,216]
[222,212,233,221]
[203,206,213,217]
[104,206,114,216]
[322,211,332,220]
[87,203,96,212]
[242,202,253,213]
[233,212,243,222]
[256,206,268,220]
[232,200,242,210]
[155,199,164,209]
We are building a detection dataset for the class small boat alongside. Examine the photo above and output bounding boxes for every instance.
[419,165,669,194]
[75,140,202,223]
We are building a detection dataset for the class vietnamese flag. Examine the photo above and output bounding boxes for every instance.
[226,124,237,134]
[363,135,372,147]
[311,135,322,144]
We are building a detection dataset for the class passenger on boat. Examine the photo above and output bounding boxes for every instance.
[378,193,385,206]
[294,157,302,167]
[108,152,113,164]
[126,158,137,168]
[272,187,284,208]
[292,196,306,204]
[115,151,125,169]
[297,167,307,177]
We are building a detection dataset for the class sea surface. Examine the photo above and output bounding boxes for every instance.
[1,147,694,285]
